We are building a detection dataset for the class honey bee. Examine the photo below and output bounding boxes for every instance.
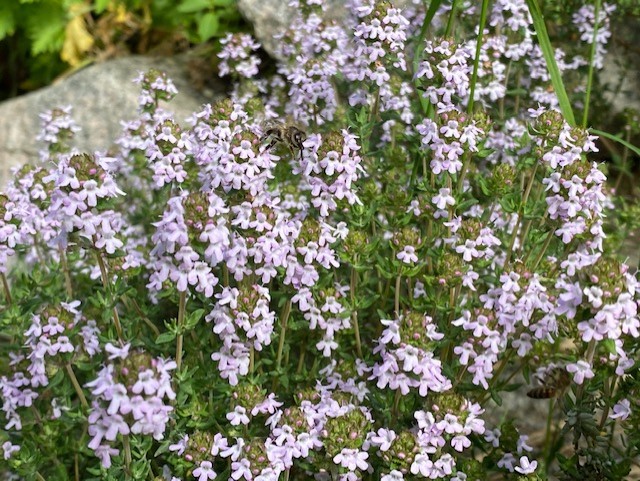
[527,366,571,399]
[260,120,306,159]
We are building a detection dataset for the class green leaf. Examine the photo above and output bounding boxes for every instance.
[177,0,211,13]
[25,3,66,55]
[49,368,65,388]
[197,12,220,41]
[457,198,479,212]
[499,193,518,213]
[94,0,110,14]
[212,0,234,5]
[477,176,490,196]
[0,2,16,39]
[185,308,205,330]
[156,331,176,344]
[475,148,493,159]
[589,128,640,157]
[600,338,617,355]
[357,294,380,310]
[525,0,575,126]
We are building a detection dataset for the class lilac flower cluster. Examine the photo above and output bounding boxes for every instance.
[0,301,98,432]
[272,2,348,124]
[208,285,275,384]
[142,98,363,384]
[292,285,351,357]
[347,1,409,84]
[532,110,605,248]
[416,109,487,177]
[572,3,616,70]
[415,39,472,110]
[218,33,262,79]
[372,313,451,396]
[45,152,126,251]
[134,69,179,114]
[368,396,485,479]
[86,344,176,468]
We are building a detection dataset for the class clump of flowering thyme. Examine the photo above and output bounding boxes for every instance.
[0,1,638,480]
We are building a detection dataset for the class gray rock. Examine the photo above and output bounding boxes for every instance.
[0,55,223,187]
[237,0,294,57]
[237,0,417,58]
[601,18,640,117]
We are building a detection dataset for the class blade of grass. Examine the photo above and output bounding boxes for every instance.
[582,0,601,128]
[525,0,576,127]
[590,128,640,158]
[413,0,444,115]
[467,0,490,115]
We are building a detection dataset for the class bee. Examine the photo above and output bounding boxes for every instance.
[260,120,307,159]
[527,366,571,399]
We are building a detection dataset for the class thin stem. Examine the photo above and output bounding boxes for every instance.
[514,72,522,112]
[123,435,132,479]
[394,274,401,317]
[466,0,490,115]
[506,163,539,266]
[95,248,123,341]
[412,0,439,114]
[531,230,554,271]
[59,247,73,298]
[410,0,440,187]
[275,299,292,371]
[249,346,255,374]
[350,267,363,359]
[499,60,512,120]
[574,340,599,446]
[575,339,597,402]
[125,295,160,337]
[392,389,402,421]
[543,398,557,466]
[598,376,616,430]
[295,346,306,375]
[581,0,601,128]
[367,89,381,123]
[479,350,515,404]
[1,272,11,305]
[504,214,522,268]
[444,0,460,38]
[223,264,229,287]
[35,473,46,481]
[447,284,462,325]
[65,363,88,409]
[175,290,187,370]
[34,239,47,268]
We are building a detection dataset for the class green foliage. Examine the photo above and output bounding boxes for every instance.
[0,0,246,99]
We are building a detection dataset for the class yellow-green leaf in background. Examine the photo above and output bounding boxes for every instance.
[61,4,94,66]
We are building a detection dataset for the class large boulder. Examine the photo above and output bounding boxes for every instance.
[0,55,223,186]
[237,0,417,58]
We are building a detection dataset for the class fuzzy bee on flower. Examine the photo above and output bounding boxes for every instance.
[259,120,307,160]
[527,365,571,399]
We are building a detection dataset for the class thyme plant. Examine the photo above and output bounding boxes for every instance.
[1,1,638,480]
